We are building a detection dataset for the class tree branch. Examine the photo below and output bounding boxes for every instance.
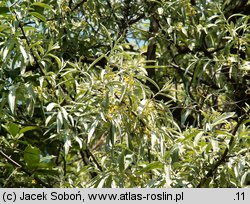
[80,149,99,178]
[0,149,50,187]
[197,109,250,187]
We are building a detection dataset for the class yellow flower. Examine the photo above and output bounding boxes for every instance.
[106,115,113,121]
[124,76,134,87]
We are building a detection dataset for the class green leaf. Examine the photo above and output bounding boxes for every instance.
[0,162,10,167]
[211,112,235,127]
[142,75,160,91]
[19,45,28,63]
[29,12,46,22]
[19,126,39,134]
[0,25,9,32]
[60,107,68,121]
[88,120,99,143]
[24,145,40,169]
[22,26,36,32]
[57,111,63,132]
[181,27,188,36]
[171,147,179,164]
[181,109,192,126]
[0,7,9,14]
[64,138,71,156]
[88,54,108,70]
[119,85,127,103]
[74,136,82,149]
[40,155,56,163]
[46,102,58,111]
[2,122,19,137]
[211,138,219,152]
[8,86,17,114]
[47,53,61,68]
[138,99,147,115]
[118,149,126,171]
[241,171,250,186]
[194,131,204,146]
[100,23,112,48]
[47,42,60,52]
[31,2,52,10]
[137,162,164,174]
[3,41,15,59]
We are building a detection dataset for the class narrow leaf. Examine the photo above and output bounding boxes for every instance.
[88,120,98,143]
[30,12,46,22]
[31,2,52,10]
[137,162,163,174]
[46,102,58,111]
[211,112,235,127]
[47,53,61,68]
[19,126,39,134]
[19,45,28,63]
[8,86,17,114]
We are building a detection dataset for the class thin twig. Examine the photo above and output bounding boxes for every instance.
[0,149,50,187]
[79,150,98,178]
[14,14,46,76]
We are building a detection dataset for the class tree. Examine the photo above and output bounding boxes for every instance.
[0,0,249,187]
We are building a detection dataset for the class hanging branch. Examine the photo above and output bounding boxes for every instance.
[13,12,46,76]
[13,10,76,103]
[80,149,99,178]
[197,109,250,187]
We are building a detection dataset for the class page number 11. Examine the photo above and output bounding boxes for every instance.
[235,192,245,201]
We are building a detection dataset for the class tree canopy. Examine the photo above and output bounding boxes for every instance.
[0,0,250,187]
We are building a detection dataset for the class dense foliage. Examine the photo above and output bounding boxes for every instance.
[0,0,249,187]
